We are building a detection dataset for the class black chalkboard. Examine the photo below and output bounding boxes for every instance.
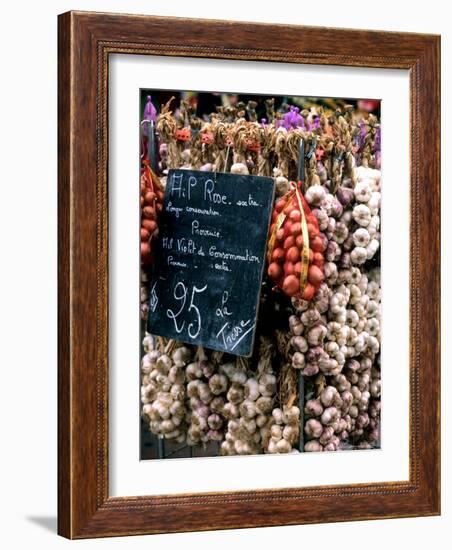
[147,169,275,356]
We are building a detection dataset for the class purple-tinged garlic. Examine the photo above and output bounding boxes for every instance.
[304,399,324,417]
[292,351,306,369]
[312,208,329,231]
[291,296,310,313]
[321,406,340,426]
[319,386,341,407]
[307,324,327,346]
[325,217,337,238]
[336,186,354,206]
[291,335,308,353]
[300,308,321,327]
[332,221,349,244]
[324,437,340,452]
[320,193,343,218]
[305,418,323,439]
[289,314,304,335]
[304,440,323,452]
[325,240,342,262]
[318,356,340,375]
[324,262,339,285]
[319,426,335,445]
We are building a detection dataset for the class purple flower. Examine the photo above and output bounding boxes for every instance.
[143,95,157,123]
[280,105,305,130]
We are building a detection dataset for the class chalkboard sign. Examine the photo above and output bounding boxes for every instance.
[147,169,275,356]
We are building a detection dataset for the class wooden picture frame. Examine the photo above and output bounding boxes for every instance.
[58,11,440,538]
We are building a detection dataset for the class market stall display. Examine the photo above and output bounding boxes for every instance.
[140,94,381,457]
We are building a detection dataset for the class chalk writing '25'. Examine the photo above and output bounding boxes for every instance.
[166,282,208,339]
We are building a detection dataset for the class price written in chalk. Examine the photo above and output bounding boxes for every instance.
[166,282,207,339]
[147,169,274,356]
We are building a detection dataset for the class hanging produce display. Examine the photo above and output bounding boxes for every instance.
[139,161,164,266]
[139,92,381,458]
[267,184,325,300]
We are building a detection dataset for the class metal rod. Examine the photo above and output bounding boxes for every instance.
[157,436,165,459]
[297,138,305,182]
[147,120,157,172]
[298,371,305,452]
[224,145,231,173]
[164,443,190,458]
